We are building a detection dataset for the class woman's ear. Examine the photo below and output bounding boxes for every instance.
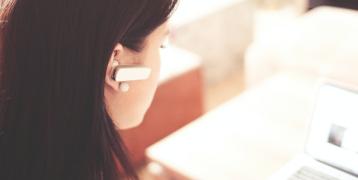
[105,43,124,91]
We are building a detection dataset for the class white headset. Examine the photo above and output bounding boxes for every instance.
[111,61,152,92]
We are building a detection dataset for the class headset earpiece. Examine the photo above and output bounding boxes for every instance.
[111,63,152,92]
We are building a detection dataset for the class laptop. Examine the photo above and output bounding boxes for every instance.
[269,79,358,180]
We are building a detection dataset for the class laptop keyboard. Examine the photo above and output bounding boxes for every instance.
[289,166,339,180]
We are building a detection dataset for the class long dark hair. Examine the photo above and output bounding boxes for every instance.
[0,0,177,179]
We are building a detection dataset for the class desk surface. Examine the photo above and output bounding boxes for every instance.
[147,72,319,180]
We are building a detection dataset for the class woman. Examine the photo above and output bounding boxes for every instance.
[0,0,177,179]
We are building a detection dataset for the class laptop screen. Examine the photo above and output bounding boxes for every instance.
[306,82,358,176]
